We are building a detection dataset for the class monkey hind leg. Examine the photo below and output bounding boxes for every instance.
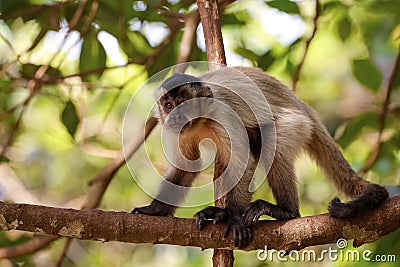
[328,183,388,218]
[244,153,300,225]
[305,118,389,218]
[243,199,299,225]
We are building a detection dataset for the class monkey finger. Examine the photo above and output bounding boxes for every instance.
[131,208,139,214]
[253,213,262,222]
[243,210,256,225]
[234,226,243,248]
[195,215,206,230]
[244,205,265,225]
[212,209,228,224]
[241,229,249,248]
[246,227,253,247]
[131,206,150,215]
[223,223,231,238]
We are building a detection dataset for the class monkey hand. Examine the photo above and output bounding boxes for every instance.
[243,199,299,225]
[195,206,252,248]
[195,206,228,229]
[131,201,173,216]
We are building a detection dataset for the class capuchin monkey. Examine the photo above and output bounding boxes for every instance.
[132,66,388,248]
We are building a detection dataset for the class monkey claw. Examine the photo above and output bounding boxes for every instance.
[195,206,253,249]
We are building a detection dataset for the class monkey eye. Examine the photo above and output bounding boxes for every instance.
[165,102,173,110]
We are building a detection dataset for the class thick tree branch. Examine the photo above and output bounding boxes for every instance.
[0,195,399,256]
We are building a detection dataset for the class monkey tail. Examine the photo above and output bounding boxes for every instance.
[306,113,388,218]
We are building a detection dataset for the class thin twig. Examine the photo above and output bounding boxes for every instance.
[0,92,30,121]
[359,45,400,174]
[0,105,27,156]
[55,238,73,267]
[0,1,67,21]
[177,12,201,64]
[0,63,47,156]
[69,0,89,31]
[292,0,320,91]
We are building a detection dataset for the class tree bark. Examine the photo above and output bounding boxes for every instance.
[197,0,227,66]
[1,195,399,258]
[196,0,232,265]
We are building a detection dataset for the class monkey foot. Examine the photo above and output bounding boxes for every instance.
[195,206,228,229]
[131,204,170,216]
[243,199,298,225]
[195,206,252,248]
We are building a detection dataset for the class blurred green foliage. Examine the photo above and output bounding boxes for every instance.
[0,0,399,266]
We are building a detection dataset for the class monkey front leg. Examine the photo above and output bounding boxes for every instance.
[132,168,197,216]
[195,158,255,248]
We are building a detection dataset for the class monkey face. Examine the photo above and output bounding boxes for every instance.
[159,85,192,116]
[157,83,213,133]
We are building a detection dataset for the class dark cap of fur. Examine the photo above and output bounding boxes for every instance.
[161,73,201,91]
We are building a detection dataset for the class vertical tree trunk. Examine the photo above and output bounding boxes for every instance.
[196,1,233,266]
[212,156,234,267]
[197,0,226,66]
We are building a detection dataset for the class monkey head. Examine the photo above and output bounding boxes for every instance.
[155,73,213,132]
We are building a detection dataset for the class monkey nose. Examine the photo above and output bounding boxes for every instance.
[166,113,188,131]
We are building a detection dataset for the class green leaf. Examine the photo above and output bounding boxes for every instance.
[61,101,80,138]
[79,30,107,82]
[220,13,245,26]
[0,0,30,17]
[372,135,400,174]
[123,31,153,58]
[338,17,351,41]
[370,0,400,13]
[21,63,62,80]
[190,44,207,62]
[147,31,181,77]
[21,63,40,78]
[0,79,11,89]
[352,59,382,92]
[266,0,300,14]
[321,1,342,14]
[95,1,120,36]
[258,51,275,70]
[285,58,296,76]
[392,63,400,91]
[235,47,259,62]
[0,155,10,163]
[336,112,378,148]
